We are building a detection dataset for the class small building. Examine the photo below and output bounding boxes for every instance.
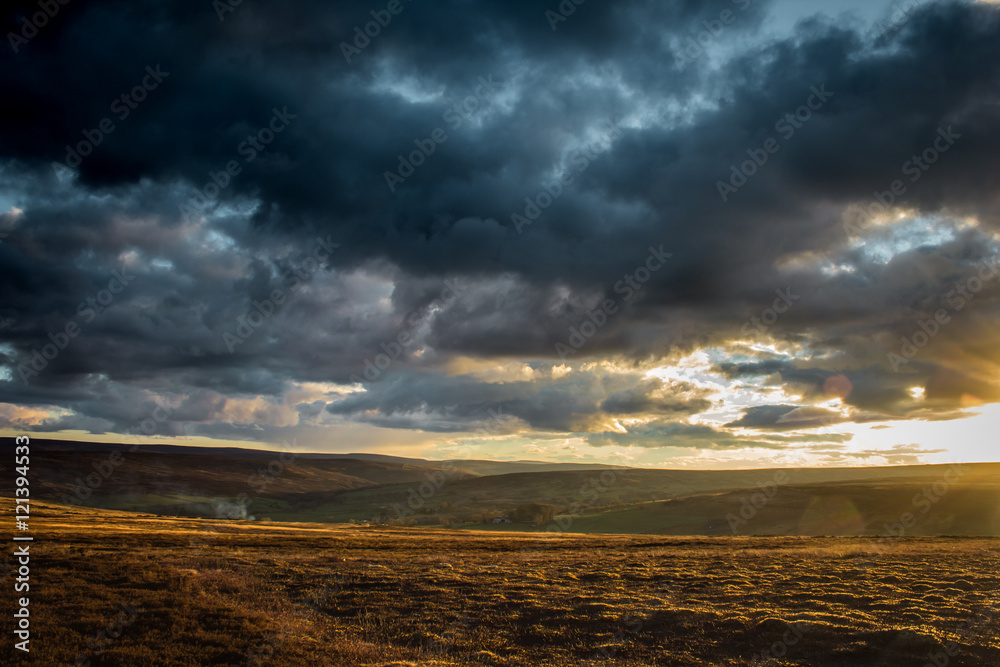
[493,516,512,524]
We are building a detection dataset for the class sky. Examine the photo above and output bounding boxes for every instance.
[1,0,999,469]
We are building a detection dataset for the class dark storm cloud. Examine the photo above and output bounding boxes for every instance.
[725,404,845,429]
[1,0,999,444]
[725,404,799,428]
[600,379,713,416]
[3,1,998,286]
[325,369,714,433]
[586,420,788,450]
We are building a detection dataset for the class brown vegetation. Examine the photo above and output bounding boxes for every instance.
[2,498,998,666]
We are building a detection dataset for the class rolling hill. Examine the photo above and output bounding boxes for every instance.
[4,439,998,537]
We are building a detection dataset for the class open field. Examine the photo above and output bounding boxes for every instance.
[2,499,998,666]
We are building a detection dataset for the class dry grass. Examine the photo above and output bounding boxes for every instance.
[2,498,998,666]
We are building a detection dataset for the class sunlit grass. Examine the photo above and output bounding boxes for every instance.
[2,498,998,666]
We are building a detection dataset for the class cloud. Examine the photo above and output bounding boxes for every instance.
[587,420,788,450]
[324,368,714,434]
[0,0,998,461]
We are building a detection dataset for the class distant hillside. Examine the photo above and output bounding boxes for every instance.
[301,463,1000,523]
[3,440,997,536]
[0,439,476,517]
[0,439,621,518]
[562,468,1000,537]
[10,439,622,473]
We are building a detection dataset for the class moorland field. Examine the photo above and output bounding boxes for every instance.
[0,499,998,666]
